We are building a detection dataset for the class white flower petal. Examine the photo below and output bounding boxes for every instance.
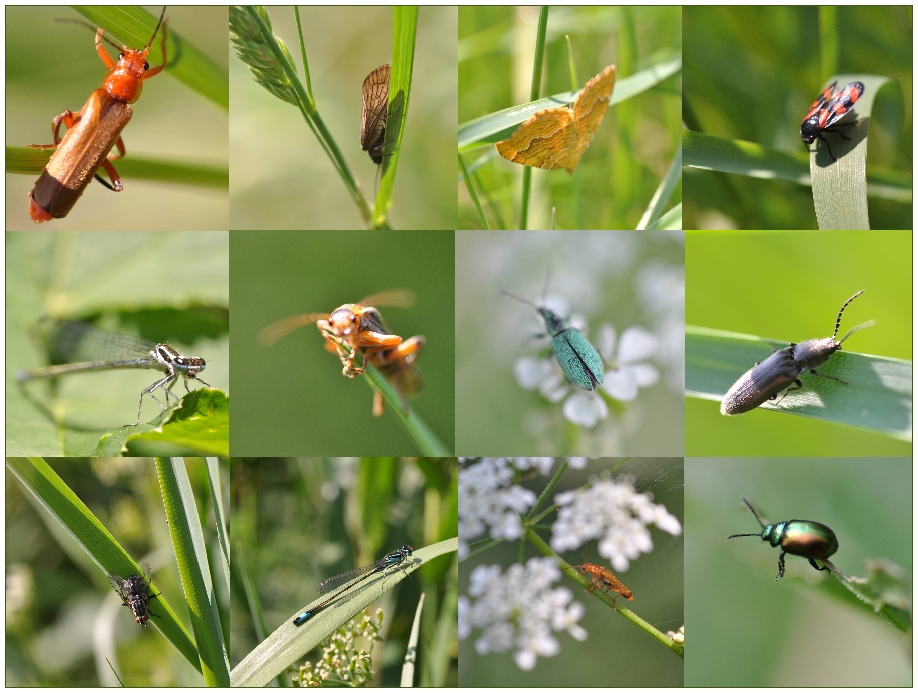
[601,368,638,401]
[596,323,616,362]
[539,369,569,402]
[631,363,660,388]
[618,326,659,363]
[514,357,552,390]
[563,392,606,427]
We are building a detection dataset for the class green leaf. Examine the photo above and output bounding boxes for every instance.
[122,389,230,457]
[6,457,202,673]
[230,539,458,688]
[686,325,912,439]
[156,458,230,686]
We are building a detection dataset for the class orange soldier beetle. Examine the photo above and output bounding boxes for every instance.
[570,543,634,612]
[259,290,425,417]
[27,8,168,223]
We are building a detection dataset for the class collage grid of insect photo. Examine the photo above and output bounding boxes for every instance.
[2,5,913,689]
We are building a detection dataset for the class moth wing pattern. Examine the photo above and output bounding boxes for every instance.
[361,64,391,164]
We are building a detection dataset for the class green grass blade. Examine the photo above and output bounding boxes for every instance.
[637,146,682,229]
[426,554,458,686]
[232,542,269,642]
[156,458,230,686]
[230,539,457,688]
[7,146,228,188]
[206,457,231,595]
[458,153,490,229]
[6,457,202,673]
[683,129,911,203]
[374,6,418,228]
[686,325,912,439]
[810,74,891,230]
[74,6,228,110]
[645,203,682,230]
[400,593,425,686]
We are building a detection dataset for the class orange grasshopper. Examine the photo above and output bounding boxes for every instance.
[259,290,425,416]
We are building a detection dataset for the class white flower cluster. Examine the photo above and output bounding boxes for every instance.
[551,477,682,572]
[458,458,542,559]
[459,557,587,671]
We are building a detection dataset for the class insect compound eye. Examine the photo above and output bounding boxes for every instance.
[349,314,357,323]
[143,61,149,71]
[118,52,125,60]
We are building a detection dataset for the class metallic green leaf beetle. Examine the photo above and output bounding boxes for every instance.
[501,278,604,391]
[727,495,839,581]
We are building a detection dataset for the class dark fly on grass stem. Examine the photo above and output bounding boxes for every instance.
[108,562,161,628]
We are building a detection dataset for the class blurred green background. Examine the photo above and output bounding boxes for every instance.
[683,6,912,230]
[685,457,911,686]
[229,6,457,230]
[229,458,458,686]
[5,458,228,686]
[6,6,229,231]
[230,230,454,456]
[6,231,230,456]
[458,6,682,230]
[456,230,684,455]
[459,458,683,686]
[686,230,911,456]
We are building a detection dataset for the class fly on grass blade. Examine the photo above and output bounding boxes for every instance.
[108,562,161,628]
[361,64,391,164]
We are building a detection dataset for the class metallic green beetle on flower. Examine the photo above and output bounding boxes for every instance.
[727,495,839,581]
[501,274,604,391]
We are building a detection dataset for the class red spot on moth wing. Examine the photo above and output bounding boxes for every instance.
[837,81,864,106]
[804,81,837,119]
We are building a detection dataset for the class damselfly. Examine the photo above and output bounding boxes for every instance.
[108,563,160,628]
[18,318,211,427]
[292,545,414,626]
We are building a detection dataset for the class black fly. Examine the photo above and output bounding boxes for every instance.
[107,563,161,628]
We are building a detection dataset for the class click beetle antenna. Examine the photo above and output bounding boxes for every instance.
[832,290,864,339]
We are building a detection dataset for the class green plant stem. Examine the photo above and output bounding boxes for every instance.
[459,153,490,229]
[241,7,373,227]
[526,528,684,658]
[518,7,549,230]
[364,364,450,456]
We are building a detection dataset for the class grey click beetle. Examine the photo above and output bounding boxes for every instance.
[721,291,876,416]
